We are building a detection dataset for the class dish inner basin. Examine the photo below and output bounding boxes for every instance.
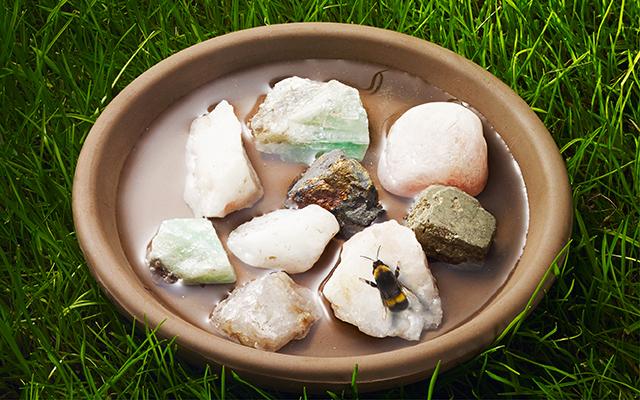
[117,59,529,357]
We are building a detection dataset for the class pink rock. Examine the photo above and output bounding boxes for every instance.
[378,102,488,197]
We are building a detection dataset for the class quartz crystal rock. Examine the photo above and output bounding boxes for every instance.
[227,205,339,274]
[405,185,497,264]
[286,149,383,238]
[250,77,370,164]
[322,220,442,340]
[210,271,321,352]
[146,218,236,284]
[378,102,488,197]
[184,100,263,218]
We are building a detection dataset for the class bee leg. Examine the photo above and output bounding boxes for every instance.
[359,278,377,288]
[395,262,401,278]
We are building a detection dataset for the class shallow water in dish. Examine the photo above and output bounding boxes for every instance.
[117,59,529,357]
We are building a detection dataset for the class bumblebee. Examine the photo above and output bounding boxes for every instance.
[361,247,409,312]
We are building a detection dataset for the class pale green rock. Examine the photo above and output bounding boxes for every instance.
[146,218,236,284]
[250,77,370,164]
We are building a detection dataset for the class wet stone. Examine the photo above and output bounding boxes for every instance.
[183,100,263,218]
[210,271,321,352]
[285,149,383,238]
[226,205,339,274]
[250,76,370,164]
[146,218,236,284]
[322,220,442,340]
[378,102,488,197]
[405,185,497,264]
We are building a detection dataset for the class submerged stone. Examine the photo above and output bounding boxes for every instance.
[210,271,321,352]
[226,205,339,274]
[405,185,497,264]
[146,218,236,284]
[322,220,442,341]
[286,150,383,238]
[250,77,370,164]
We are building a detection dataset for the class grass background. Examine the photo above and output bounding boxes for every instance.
[1,0,638,398]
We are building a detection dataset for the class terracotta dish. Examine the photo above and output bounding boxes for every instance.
[72,23,572,392]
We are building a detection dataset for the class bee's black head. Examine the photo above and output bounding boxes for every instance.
[372,260,386,269]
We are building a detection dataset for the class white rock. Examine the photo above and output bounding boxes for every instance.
[250,76,370,164]
[184,100,263,218]
[146,218,236,284]
[210,271,321,352]
[227,205,339,274]
[322,220,442,340]
[378,102,488,197]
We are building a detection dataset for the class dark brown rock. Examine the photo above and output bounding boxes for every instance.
[286,150,383,238]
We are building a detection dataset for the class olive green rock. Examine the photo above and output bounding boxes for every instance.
[404,185,496,264]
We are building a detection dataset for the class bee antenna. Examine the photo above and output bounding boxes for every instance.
[376,245,381,260]
[360,255,375,262]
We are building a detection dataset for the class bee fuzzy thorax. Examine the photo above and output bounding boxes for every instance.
[372,262,391,279]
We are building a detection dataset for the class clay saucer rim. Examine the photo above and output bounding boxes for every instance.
[72,23,572,390]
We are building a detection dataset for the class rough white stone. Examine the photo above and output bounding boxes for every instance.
[250,77,370,164]
[146,218,236,284]
[184,100,263,218]
[378,102,488,197]
[210,271,321,352]
[227,205,339,274]
[322,220,442,340]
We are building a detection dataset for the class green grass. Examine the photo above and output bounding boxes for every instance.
[1,0,638,398]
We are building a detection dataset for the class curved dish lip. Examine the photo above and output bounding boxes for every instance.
[72,23,572,388]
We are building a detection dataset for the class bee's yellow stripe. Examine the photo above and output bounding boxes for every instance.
[384,292,406,307]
